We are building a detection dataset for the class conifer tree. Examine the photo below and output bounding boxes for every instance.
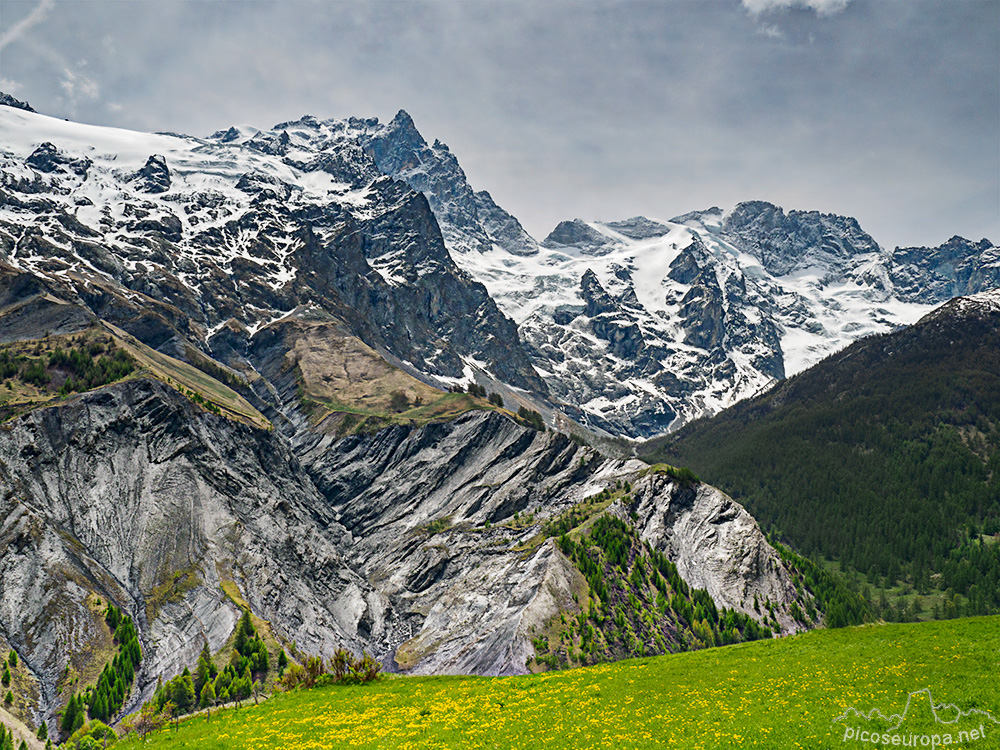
[61,694,79,733]
[277,649,288,674]
[37,721,47,741]
[199,680,216,709]
[172,668,195,714]
[1,667,8,687]
[234,610,253,655]
[195,642,213,697]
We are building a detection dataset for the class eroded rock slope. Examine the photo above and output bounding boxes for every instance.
[1,379,807,727]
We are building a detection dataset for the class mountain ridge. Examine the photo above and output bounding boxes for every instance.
[3,94,995,437]
[0,93,992,738]
[641,289,1000,620]
[349,108,996,435]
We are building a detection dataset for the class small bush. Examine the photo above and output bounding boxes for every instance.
[388,390,410,412]
[19,361,49,387]
[279,663,305,691]
[517,406,545,431]
[281,649,381,693]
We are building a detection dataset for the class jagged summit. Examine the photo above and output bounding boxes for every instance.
[721,200,883,278]
[389,108,421,136]
[0,99,545,401]
[0,92,34,112]
[0,100,992,440]
[889,235,1000,303]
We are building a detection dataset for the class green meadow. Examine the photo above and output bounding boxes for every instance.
[122,616,1000,750]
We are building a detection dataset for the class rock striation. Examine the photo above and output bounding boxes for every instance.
[0,378,807,726]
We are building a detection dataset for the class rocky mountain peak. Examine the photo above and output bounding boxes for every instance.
[542,220,616,254]
[131,154,171,194]
[389,109,421,139]
[722,200,882,278]
[604,216,672,241]
[0,92,34,112]
[472,191,538,256]
[366,110,428,174]
[0,101,546,401]
[888,235,998,304]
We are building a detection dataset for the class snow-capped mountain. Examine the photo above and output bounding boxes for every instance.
[449,206,937,436]
[352,117,998,437]
[0,100,546,409]
[2,96,996,439]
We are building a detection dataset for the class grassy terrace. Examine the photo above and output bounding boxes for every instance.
[121,616,999,749]
[0,323,270,430]
[304,390,504,435]
[103,322,270,430]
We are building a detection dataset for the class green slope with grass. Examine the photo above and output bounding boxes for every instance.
[119,616,1000,750]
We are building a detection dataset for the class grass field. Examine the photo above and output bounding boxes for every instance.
[120,616,1000,750]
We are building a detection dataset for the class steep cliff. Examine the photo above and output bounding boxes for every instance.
[0,378,808,728]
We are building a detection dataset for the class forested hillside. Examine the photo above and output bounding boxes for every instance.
[642,294,1000,619]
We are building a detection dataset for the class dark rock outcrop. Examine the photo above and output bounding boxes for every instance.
[889,236,1000,304]
[131,154,171,193]
[0,93,34,112]
[26,142,91,177]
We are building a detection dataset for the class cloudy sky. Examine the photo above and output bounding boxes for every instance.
[1,0,997,249]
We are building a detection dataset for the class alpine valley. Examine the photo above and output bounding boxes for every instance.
[0,93,996,744]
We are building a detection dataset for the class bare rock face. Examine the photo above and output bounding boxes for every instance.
[0,379,378,724]
[1,380,809,727]
[627,476,799,627]
[297,411,807,674]
[24,142,91,178]
[0,92,35,112]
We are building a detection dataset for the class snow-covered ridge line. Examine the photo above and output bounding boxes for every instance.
[2,98,995,439]
[357,111,996,437]
[0,99,546,402]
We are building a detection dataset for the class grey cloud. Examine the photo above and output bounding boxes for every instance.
[0,0,995,249]
[742,0,851,14]
[0,0,53,51]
